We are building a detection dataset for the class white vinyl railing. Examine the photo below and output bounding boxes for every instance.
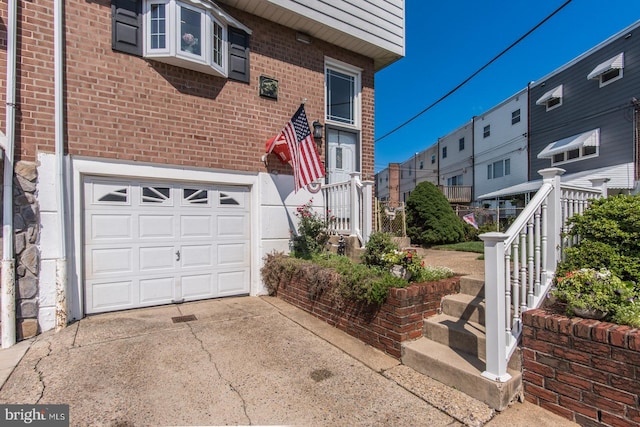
[480,168,606,382]
[322,172,373,245]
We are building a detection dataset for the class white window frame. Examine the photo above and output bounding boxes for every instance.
[143,0,229,77]
[324,58,362,130]
[511,109,521,125]
[483,125,490,138]
[588,52,624,88]
[487,158,511,180]
[551,146,599,166]
[536,85,563,112]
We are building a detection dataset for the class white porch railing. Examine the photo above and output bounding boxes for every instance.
[322,172,374,244]
[480,168,606,381]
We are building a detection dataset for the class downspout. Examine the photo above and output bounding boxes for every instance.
[1,0,17,348]
[54,0,68,330]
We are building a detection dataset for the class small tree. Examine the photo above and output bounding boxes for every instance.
[405,181,465,246]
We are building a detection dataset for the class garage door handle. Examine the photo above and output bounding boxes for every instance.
[175,250,181,261]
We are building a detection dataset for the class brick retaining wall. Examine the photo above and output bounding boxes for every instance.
[523,308,640,426]
[274,276,459,358]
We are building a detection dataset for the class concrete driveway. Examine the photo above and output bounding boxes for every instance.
[0,296,578,427]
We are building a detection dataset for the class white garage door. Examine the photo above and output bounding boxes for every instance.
[84,177,251,314]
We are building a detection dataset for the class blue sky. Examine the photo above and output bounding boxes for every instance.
[374,0,640,173]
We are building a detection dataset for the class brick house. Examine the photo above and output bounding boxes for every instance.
[0,0,404,345]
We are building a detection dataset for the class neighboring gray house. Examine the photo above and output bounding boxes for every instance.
[399,156,416,202]
[415,144,439,186]
[528,20,640,192]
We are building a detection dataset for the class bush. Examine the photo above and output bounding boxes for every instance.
[556,194,640,284]
[291,199,334,259]
[405,182,465,246]
[360,232,398,267]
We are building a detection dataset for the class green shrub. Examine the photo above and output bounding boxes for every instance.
[261,252,452,306]
[361,232,399,267]
[291,199,334,259]
[405,182,465,246]
[556,194,640,284]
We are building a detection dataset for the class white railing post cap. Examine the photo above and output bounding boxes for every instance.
[538,168,566,179]
[479,232,508,244]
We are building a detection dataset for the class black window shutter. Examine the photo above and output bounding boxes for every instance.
[228,27,250,83]
[111,0,142,57]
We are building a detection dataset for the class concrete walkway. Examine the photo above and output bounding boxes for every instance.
[0,295,576,426]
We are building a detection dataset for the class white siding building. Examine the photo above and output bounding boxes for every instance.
[474,88,529,205]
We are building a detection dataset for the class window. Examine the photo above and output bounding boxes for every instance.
[588,53,624,87]
[538,129,600,165]
[442,146,447,159]
[511,109,521,125]
[112,0,250,81]
[459,137,465,151]
[487,159,511,179]
[447,175,463,186]
[536,85,563,111]
[326,64,359,126]
[431,154,436,164]
[483,125,490,138]
[419,160,424,169]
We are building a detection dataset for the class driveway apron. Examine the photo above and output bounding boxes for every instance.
[0,296,460,426]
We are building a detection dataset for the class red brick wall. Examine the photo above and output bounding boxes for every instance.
[523,308,640,426]
[0,0,375,178]
[275,275,460,358]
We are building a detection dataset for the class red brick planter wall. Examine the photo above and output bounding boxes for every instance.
[523,308,640,426]
[275,276,460,358]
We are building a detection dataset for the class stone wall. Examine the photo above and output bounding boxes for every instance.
[274,274,460,358]
[522,308,640,426]
[10,161,40,340]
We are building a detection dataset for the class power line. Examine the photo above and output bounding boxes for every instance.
[375,0,574,144]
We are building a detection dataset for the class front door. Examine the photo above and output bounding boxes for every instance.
[327,128,358,184]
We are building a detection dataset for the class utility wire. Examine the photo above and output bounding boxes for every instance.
[375,0,574,144]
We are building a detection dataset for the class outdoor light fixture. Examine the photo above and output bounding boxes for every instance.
[312,120,324,141]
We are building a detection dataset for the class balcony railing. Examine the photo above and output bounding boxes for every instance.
[438,185,472,203]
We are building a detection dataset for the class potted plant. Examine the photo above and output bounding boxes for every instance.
[551,268,633,319]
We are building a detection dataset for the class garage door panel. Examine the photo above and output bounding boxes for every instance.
[181,215,213,238]
[217,215,248,238]
[181,274,214,299]
[90,215,132,241]
[217,243,248,265]
[218,271,248,295]
[91,248,133,275]
[90,280,133,311]
[140,277,175,303]
[180,245,213,268]
[139,246,175,271]
[139,215,175,239]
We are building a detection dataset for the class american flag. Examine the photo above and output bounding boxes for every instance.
[278,104,325,192]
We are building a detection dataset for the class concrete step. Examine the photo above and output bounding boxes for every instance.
[402,337,522,411]
[424,313,486,359]
[440,293,486,326]
[460,276,484,298]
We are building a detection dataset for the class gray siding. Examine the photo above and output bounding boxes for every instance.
[529,25,640,177]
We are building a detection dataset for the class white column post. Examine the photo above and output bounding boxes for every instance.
[361,179,374,245]
[349,172,360,237]
[538,168,565,286]
[480,232,511,382]
[589,177,609,198]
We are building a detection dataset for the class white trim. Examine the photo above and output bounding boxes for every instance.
[588,52,624,80]
[535,84,563,111]
[69,157,261,320]
[324,57,362,130]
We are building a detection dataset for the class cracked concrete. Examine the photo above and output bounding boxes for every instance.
[0,296,577,426]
